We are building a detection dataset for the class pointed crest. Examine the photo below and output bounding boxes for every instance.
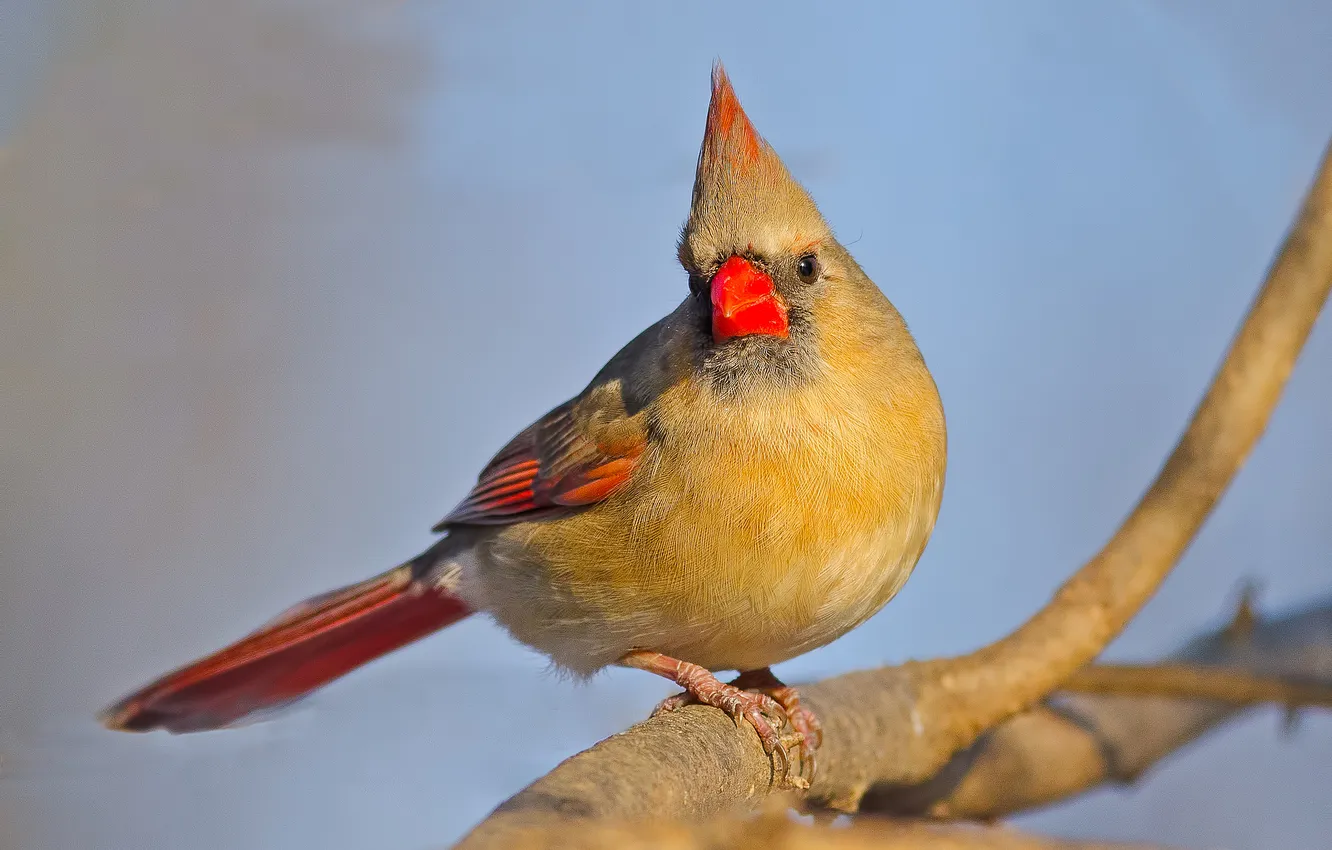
[701,64,765,175]
[681,63,827,270]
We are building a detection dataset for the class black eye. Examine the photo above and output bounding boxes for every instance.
[796,254,820,283]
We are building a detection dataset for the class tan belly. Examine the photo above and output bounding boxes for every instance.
[460,434,938,676]
[642,522,923,671]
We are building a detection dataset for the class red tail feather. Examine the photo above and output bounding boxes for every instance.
[101,564,471,733]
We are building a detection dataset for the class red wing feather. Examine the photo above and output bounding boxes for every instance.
[436,400,643,528]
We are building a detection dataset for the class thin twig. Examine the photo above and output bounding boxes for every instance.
[1061,662,1332,708]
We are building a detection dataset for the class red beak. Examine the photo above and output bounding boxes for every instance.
[710,256,789,342]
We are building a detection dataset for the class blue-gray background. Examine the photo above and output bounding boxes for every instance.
[3,2,1330,849]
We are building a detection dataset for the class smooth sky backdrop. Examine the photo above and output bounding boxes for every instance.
[3,2,1331,848]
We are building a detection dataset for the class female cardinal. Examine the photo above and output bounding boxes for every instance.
[101,64,947,785]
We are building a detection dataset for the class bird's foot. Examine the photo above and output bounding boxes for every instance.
[652,669,823,764]
[621,652,817,789]
[729,668,823,771]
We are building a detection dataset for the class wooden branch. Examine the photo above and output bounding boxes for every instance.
[862,590,1332,818]
[1060,662,1332,709]
[452,139,1332,850]
[487,805,1171,850]
[903,132,1332,773]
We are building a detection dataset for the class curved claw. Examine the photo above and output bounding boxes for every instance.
[728,668,822,782]
[766,692,821,776]
[651,690,697,716]
[635,657,819,789]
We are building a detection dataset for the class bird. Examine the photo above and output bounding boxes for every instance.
[100,63,947,786]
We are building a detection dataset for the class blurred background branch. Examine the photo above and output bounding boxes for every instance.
[489,805,1172,850]
[1060,660,1332,708]
[866,589,1332,819]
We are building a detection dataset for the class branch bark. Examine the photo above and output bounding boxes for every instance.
[452,139,1332,850]
[453,590,1332,846]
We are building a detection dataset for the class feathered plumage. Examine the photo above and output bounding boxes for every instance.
[102,63,946,783]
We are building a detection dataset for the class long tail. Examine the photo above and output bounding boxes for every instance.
[100,546,471,734]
